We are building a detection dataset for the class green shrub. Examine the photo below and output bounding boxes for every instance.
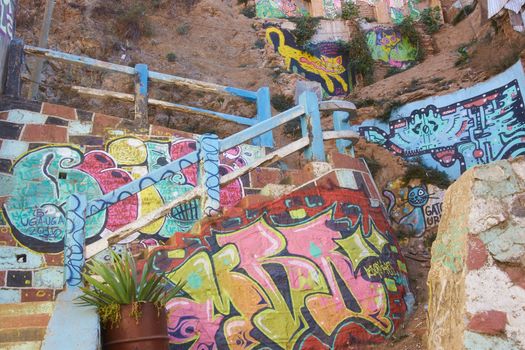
[402,159,451,188]
[455,45,469,66]
[396,17,424,61]
[289,15,321,48]
[176,23,190,35]
[378,100,403,122]
[341,2,360,20]
[420,7,442,34]
[241,4,256,18]
[116,4,153,41]
[253,38,266,49]
[271,94,295,112]
[238,0,249,5]
[166,52,177,62]
[345,31,374,85]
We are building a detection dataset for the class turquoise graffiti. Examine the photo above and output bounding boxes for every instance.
[352,62,525,179]
[2,137,253,253]
[389,0,421,24]
[3,146,108,252]
[365,26,417,68]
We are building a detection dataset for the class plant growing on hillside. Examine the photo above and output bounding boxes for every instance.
[402,159,451,188]
[289,15,321,48]
[78,251,185,328]
[238,0,249,5]
[166,52,177,62]
[253,38,266,49]
[241,4,256,18]
[176,23,191,35]
[344,31,374,85]
[341,2,360,20]
[271,93,295,112]
[396,17,424,62]
[116,3,153,41]
[455,45,469,66]
[420,7,442,34]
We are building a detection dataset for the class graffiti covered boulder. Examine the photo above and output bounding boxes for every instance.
[151,187,414,349]
[352,61,525,179]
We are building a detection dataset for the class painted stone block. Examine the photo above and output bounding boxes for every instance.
[33,267,64,289]
[6,270,32,287]
[0,120,23,140]
[7,110,47,124]
[68,121,93,136]
[41,102,77,121]
[21,288,55,302]
[0,246,45,270]
[0,139,29,160]
[21,124,68,143]
[0,288,21,303]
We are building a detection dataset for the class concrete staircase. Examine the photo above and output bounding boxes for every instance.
[0,301,55,350]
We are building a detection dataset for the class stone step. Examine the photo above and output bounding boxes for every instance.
[0,302,55,317]
[0,314,51,330]
[0,328,47,343]
[0,341,42,350]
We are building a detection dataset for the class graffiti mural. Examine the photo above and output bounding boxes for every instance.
[387,0,421,24]
[2,137,257,253]
[0,0,14,39]
[352,61,525,179]
[266,25,350,96]
[152,187,413,349]
[383,180,444,237]
[365,26,417,68]
[256,0,307,18]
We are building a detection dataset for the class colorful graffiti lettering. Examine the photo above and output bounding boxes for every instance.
[153,188,413,349]
[383,181,444,237]
[352,62,525,179]
[256,0,306,18]
[0,0,14,39]
[365,26,417,68]
[2,137,257,253]
[266,25,350,96]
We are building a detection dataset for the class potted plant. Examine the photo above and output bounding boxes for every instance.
[78,251,184,350]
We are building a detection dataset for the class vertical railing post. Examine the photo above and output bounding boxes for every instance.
[134,63,149,126]
[5,38,24,98]
[333,111,355,156]
[299,91,326,162]
[29,0,56,99]
[253,87,274,148]
[64,193,87,290]
[198,134,221,217]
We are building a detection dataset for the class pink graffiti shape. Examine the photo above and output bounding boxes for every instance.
[76,151,138,231]
[166,298,223,349]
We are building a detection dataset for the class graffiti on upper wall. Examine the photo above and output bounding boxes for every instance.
[0,0,14,39]
[266,25,350,96]
[383,181,444,237]
[1,137,258,253]
[256,0,307,18]
[152,188,413,349]
[388,0,421,24]
[352,62,525,179]
[365,26,417,68]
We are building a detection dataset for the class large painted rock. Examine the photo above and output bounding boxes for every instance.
[428,157,525,350]
[152,187,414,349]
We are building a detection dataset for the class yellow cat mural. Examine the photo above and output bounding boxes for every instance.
[266,26,349,95]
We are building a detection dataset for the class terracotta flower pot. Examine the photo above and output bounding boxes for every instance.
[102,302,169,350]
